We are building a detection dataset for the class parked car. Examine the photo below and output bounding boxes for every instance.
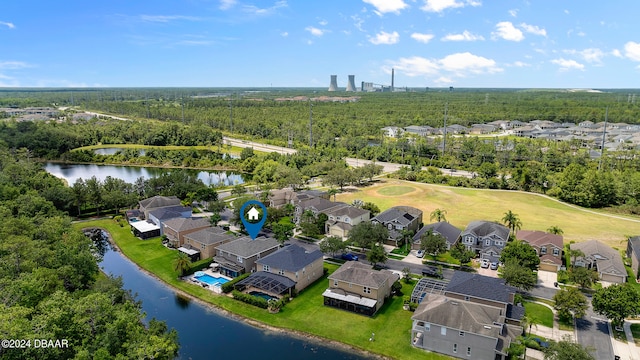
[481,259,489,268]
[422,267,443,279]
[416,249,425,258]
[341,253,358,261]
[490,262,499,270]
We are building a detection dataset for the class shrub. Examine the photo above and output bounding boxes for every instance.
[232,290,268,309]
[221,273,251,293]
[408,302,419,312]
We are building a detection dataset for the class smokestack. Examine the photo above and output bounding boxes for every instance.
[346,75,356,92]
[391,68,395,91]
[328,75,338,91]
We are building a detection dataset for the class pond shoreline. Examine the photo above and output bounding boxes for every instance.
[40,158,243,173]
[91,226,388,360]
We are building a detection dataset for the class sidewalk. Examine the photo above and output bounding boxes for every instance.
[610,320,639,360]
[529,301,574,342]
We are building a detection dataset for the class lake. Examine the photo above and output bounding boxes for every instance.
[91,230,369,360]
[44,162,245,186]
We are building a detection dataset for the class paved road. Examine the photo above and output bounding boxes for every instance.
[222,137,297,155]
[345,157,476,178]
[576,298,615,360]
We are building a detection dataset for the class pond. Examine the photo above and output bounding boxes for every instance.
[88,229,368,360]
[44,162,245,186]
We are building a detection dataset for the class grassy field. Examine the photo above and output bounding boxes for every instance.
[337,180,640,248]
[523,302,554,328]
[74,219,449,360]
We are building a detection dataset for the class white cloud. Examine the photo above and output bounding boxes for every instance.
[305,26,325,37]
[363,0,408,14]
[567,48,604,63]
[393,56,440,76]
[435,76,454,85]
[492,21,524,41]
[551,58,585,71]
[411,33,435,43]
[611,49,622,58]
[369,31,399,45]
[520,23,546,37]
[624,41,640,62]
[319,19,328,26]
[0,61,31,69]
[281,31,288,37]
[219,0,237,10]
[351,14,365,32]
[0,21,15,29]
[420,0,481,13]
[508,9,518,17]
[441,30,484,41]
[139,15,202,23]
[242,1,287,16]
[511,61,530,67]
[439,52,502,75]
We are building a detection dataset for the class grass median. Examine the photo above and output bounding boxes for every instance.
[74,218,450,360]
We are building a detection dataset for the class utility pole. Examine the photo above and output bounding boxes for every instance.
[442,103,448,156]
[598,107,608,171]
[229,95,233,133]
[309,99,313,147]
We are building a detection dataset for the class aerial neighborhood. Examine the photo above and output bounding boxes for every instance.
[122,183,640,360]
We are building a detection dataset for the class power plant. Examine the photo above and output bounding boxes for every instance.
[328,75,338,91]
[346,75,356,92]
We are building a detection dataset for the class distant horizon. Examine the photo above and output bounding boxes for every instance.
[2,1,640,88]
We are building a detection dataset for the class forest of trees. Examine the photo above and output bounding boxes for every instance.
[0,149,179,359]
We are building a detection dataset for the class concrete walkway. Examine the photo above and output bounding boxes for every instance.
[528,301,575,342]
[610,320,639,360]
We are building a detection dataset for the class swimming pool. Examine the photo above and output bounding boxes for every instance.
[249,291,278,302]
[194,273,229,287]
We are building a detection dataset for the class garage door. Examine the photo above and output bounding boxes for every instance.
[539,263,558,272]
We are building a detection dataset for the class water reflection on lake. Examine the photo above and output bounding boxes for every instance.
[44,162,245,186]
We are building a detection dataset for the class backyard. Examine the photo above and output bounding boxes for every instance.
[337,179,640,247]
[74,219,450,360]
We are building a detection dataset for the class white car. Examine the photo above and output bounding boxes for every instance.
[416,250,425,258]
[481,260,489,268]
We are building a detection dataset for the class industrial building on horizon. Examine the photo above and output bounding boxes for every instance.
[328,70,406,92]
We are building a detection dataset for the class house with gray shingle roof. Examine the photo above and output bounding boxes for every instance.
[183,227,236,259]
[162,217,212,247]
[627,236,640,280]
[147,206,192,235]
[214,236,280,278]
[460,221,510,263]
[138,195,182,218]
[413,222,461,251]
[571,240,627,284]
[256,244,324,292]
[371,206,423,247]
[323,261,399,316]
[411,294,522,360]
[324,205,370,238]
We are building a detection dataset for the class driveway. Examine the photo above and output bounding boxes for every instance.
[575,298,614,360]
[537,270,558,288]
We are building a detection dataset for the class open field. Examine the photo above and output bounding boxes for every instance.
[74,219,448,360]
[72,143,261,155]
[336,180,640,248]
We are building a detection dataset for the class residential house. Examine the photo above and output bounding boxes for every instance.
[570,240,627,284]
[381,126,403,138]
[470,124,497,134]
[256,244,324,292]
[147,206,192,235]
[323,261,399,316]
[459,221,510,262]
[626,236,640,280]
[293,197,346,224]
[325,206,370,238]
[413,222,461,251]
[404,125,434,137]
[517,230,564,272]
[162,217,212,247]
[182,227,236,260]
[138,195,182,219]
[214,236,280,278]
[371,206,423,247]
[411,294,522,360]
[267,188,328,208]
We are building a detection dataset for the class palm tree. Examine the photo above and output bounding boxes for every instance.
[502,210,522,234]
[569,248,585,267]
[430,208,447,223]
[327,188,339,202]
[547,225,563,235]
[174,252,192,277]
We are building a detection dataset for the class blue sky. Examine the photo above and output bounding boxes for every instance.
[2,0,640,88]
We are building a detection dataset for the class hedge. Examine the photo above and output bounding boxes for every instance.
[221,273,251,293]
[232,290,268,309]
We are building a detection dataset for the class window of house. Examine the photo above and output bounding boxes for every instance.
[464,296,470,301]
[496,241,504,246]
[459,331,464,337]
[553,248,560,256]
[453,344,457,353]
[441,327,446,336]
[485,239,490,246]
[237,256,243,263]
[387,224,393,230]
[424,323,430,331]
[337,216,341,221]
[345,218,350,223]
[333,280,338,286]
[363,286,371,294]
[541,246,547,254]
[278,269,285,276]
[263,265,270,272]
[466,347,471,356]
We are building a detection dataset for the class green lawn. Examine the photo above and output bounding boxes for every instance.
[337,180,640,247]
[631,324,640,345]
[523,302,554,328]
[74,219,450,360]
